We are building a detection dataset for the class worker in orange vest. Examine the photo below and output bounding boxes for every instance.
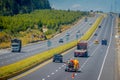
[73,59,79,70]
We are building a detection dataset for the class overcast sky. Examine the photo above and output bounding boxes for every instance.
[49,0,120,13]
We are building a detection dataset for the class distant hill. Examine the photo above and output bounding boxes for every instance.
[0,0,51,16]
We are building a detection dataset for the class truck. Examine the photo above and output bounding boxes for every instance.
[11,39,22,52]
[74,41,88,57]
[101,39,107,45]
[65,59,79,72]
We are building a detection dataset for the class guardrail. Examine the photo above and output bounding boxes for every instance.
[0,15,103,80]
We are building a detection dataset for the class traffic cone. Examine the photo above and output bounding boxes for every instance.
[71,73,75,79]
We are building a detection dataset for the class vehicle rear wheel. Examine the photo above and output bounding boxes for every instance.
[74,54,77,57]
[53,60,55,62]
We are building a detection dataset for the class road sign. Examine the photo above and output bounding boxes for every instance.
[47,40,51,47]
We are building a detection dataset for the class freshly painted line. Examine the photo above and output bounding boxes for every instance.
[97,17,113,80]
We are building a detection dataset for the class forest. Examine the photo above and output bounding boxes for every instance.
[0,0,51,16]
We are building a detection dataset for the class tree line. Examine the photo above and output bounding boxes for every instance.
[0,0,51,16]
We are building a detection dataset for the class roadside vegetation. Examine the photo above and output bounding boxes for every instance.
[0,9,88,49]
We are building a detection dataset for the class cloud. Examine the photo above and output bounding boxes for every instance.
[51,4,55,8]
[72,4,81,9]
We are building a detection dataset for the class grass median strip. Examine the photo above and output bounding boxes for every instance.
[0,15,103,80]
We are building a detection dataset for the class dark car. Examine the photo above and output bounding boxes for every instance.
[59,38,64,43]
[94,33,97,36]
[101,39,107,45]
[53,54,63,63]
[99,26,101,28]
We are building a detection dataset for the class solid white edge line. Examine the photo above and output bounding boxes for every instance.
[97,16,114,80]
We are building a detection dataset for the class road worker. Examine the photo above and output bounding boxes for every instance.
[73,59,79,70]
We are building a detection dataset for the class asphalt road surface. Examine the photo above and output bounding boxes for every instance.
[0,15,98,66]
[10,14,117,80]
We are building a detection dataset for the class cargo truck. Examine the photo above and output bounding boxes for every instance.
[11,39,22,52]
[74,41,88,57]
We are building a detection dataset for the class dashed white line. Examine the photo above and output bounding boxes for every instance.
[47,75,50,78]
[51,72,55,75]
[59,67,61,69]
[56,70,58,72]
[62,65,64,67]
[75,73,77,76]
[42,78,45,80]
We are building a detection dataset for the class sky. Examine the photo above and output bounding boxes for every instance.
[49,0,120,13]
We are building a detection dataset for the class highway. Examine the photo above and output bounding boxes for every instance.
[0,15,98,66]
[10,14,117,80]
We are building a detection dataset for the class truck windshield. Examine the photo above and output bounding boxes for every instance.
[12,44,19,47]
[77,45,87,50]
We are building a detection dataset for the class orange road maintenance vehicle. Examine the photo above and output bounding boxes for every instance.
[65,59,79,72]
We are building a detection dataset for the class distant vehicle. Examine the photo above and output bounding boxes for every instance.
[11,39,22,52]
[66,33,70,36]
[94,33,97,36]
[53,54,63,63]
[59,38,64,43]
[90,23,92,25]
[101,39,107,45]
[94,40,99,44]
[65,59,79,72]
[99,26,101,28]
[85,17,88,22]
[74,41,88,57]
[77,30,80,33]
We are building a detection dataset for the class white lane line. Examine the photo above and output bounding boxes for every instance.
[42,78,45,80]
[97,16,113,80]
[51,72,55,75]
[62,65,64,67]
[59,67,61,69]
[56,70,58,72]
[75,73,77,76]
[47,75,50,78]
